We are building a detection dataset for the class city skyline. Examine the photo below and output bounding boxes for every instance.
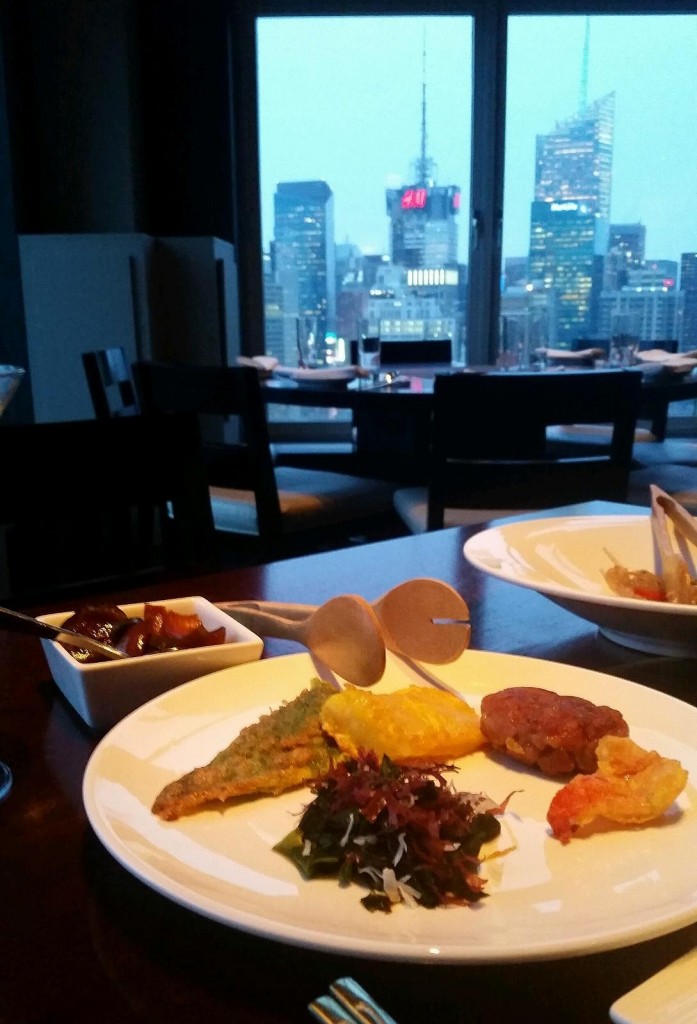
[257,14,697,268]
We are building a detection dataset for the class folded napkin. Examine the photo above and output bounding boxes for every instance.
[544,347,606,361]
[636,350,697,374]
[236,355,279,376]
[274,364,367,378]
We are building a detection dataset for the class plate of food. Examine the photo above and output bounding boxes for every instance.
[463,491,697,657]
[83,648,696,963]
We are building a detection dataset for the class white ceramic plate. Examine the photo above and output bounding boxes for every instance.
[83,649,697,963]
[463,515,697,657]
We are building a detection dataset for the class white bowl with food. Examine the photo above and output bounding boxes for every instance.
[38,596,263,731]
[463,512,697,657]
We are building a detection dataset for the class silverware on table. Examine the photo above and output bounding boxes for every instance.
[0,605,128,660]
[309,977,399,1024]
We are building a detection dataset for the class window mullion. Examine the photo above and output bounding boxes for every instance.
[468,2,507,366]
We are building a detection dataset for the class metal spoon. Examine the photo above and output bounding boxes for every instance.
[0,606,128,660]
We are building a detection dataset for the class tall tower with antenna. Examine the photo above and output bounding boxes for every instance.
[414,40,436,187]
[385,43,460,269]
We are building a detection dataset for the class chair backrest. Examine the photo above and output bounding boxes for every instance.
[82,347,139,419]
[0,412,216,604]
[132,361,284,542]
[379,339,452,366]
[637,339,678,353]
[424,369,642,530]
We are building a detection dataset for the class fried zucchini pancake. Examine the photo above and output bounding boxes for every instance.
[152,679,337,820]
[320,684,485,762]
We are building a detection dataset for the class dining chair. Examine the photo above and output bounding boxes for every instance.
[379,339,452,366]
[82,347,139,418]
[392,369,643,532]
[0,412,217,605]
[637,339,678,354]
[132,360,397,559]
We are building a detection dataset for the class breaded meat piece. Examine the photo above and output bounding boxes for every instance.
[320,684,486,762]
[480,686,629,776]
[152,679,337,820]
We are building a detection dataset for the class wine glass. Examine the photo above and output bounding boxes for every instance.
[0,365,25,800]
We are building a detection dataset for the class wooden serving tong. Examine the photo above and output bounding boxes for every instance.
[650,484,697,604]
[218,578,471,686]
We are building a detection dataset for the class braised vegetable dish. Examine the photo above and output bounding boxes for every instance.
[61,602,227,663]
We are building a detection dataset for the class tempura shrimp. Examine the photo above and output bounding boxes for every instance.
[602,561,667,602]
[547,735,688,844]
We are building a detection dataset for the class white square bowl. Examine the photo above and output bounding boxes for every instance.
[38,596,264,731]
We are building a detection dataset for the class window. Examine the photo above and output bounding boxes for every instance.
[237,3,697,429]
[502,12,697,372]
[256,14,472,427]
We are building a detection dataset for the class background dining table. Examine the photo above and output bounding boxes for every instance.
[263,363,697,482]
[2,500,696,1024]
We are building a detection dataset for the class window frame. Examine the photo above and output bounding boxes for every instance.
[228,0,696,370]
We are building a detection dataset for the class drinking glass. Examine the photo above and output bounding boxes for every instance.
[296,317,321,368]
[358,335,380,372]
[0,365,25,800]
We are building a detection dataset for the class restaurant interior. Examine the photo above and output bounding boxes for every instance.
[2,3,697,1023]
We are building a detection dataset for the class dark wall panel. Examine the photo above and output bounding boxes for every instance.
[138,0,235,242]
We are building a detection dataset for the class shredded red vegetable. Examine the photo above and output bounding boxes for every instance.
[274,749,512,912]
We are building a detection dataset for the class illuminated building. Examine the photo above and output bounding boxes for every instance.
[604,223,646,290]
[386,183,461,269]
[679,253,697,349]
[262,252,287,364]
[380,55,463,348]
[273,180,336,342]
[528,92,615,346]
[598,280,681,342]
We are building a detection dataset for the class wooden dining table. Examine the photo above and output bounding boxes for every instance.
[2,500,696,1024]
[262,361,697,420]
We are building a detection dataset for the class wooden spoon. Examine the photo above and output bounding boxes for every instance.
[221,578,471,665]
[219,594,386,686]
[373,578,471,664]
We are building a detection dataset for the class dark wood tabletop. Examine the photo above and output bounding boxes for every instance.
[2,501,696,1024]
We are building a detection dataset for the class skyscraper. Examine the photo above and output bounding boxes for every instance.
[379,55,463,346]
[680,252,697,349]
[609,224,646,267]
[604,223,646,290]
[386,182,461,269]
[385,45,460,271]
[273,180,336,342]
[528,92,615,346]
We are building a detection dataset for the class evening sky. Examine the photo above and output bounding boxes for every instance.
[257,14,697,268]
